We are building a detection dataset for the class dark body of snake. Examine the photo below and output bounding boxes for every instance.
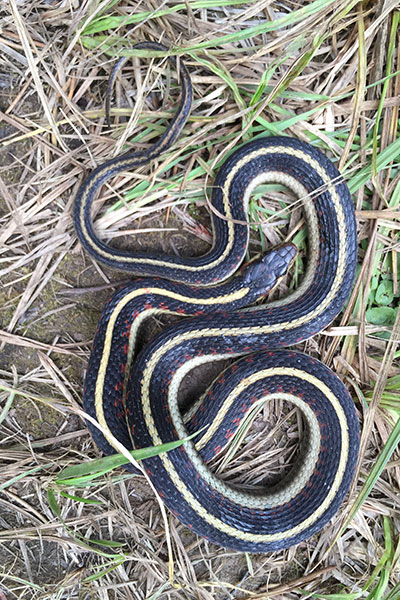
[74,42,359,552]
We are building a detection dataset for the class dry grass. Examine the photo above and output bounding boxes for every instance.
[0,1,399,599]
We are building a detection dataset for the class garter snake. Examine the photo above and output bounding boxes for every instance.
[75,42,359,552]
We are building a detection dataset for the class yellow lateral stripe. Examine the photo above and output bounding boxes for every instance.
[140,366,348,540]
[94,284,250,447]
[79,145,347,274]
[170,369,320,508]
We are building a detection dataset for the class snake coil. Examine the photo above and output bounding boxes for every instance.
[74,42,359,552]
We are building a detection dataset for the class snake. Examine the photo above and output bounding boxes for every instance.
[74,42,359,552]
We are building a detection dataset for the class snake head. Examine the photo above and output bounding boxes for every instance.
[241,243,297,297]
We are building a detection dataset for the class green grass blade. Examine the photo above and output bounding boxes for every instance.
[59,491,103,505]
[342,419,400,530]
[81,0,356,55]
[57,428,204,484]
[83,1,256,35]
[372,10,400,182]
[346,137,400,193]
[0,462,53,492]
